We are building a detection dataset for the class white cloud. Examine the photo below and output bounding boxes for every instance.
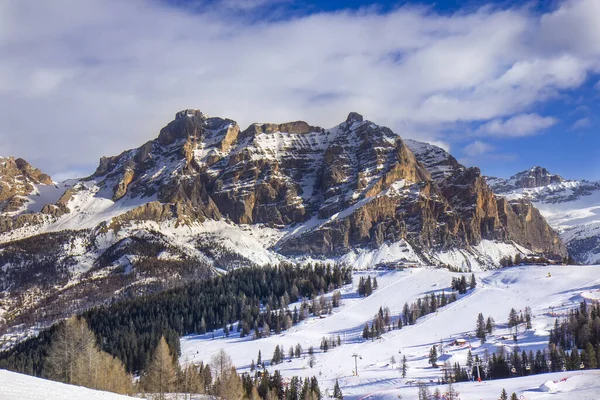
[463,141,494,157]
[0,0,599,176]
[572,117,591,130]
[475,114,558,137]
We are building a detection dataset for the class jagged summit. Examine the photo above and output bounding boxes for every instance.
[0,157,54,213]
[345,112,364,123]
[0,111,566,261]
[510,166,565,188]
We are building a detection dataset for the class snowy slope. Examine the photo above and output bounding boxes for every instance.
[180,264,600,399]
[488,169,600,264]
[0,369,132,400]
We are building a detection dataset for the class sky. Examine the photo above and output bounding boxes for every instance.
[0,0,599,181]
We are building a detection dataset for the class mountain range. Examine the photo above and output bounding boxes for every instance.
[0,109,583,348]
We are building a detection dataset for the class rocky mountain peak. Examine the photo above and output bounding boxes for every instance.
[511,166,565,188]
[0,157,53,213]
[345,112,364,124]
[175,109,205,120]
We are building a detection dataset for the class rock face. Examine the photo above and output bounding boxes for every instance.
[0,157,52,211]
[78,110,565,259]
[488,167,600,264]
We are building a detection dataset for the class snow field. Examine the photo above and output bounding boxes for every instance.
[180,265,600,399]
[0,369,132,400]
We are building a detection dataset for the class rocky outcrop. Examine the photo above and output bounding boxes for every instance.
[513,167,564,188]
[497,198,566,256]
[0,157,52,210]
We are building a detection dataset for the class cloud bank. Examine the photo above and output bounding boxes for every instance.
[0,0,599,177]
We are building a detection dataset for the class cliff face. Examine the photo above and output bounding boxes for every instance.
[78,110,565,260]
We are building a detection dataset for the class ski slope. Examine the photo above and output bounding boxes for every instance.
[180,264,600,399]
[0,369,132,400]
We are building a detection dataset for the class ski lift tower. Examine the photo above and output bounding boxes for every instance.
[473,361,484,382]
[352,353,362,376]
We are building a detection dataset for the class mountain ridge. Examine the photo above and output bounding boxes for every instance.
[0,109,568,349]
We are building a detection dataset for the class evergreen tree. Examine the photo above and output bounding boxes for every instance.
[476,313,487,343]
[272,345,282,365]
[333,379,343,399]
[365,276,373,296]
[510,393,519,400]
[508,308,519,328]
[429,345,438,367]
[402,355,407,378]
[257,350,262,366]
[486,316,495,334]
[470,273,477,289]
[525,306,532,330]
[499,388,508,400]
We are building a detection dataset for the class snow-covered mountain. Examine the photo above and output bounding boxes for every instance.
[488,167,600,264]
[0,110,567,348]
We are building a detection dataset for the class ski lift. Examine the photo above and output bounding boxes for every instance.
[525,364,531,371]
[511,367,517,374]
[580,362,585,369]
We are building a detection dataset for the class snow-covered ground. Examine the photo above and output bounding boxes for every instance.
[180,264,600,399]
[0,369,132,400]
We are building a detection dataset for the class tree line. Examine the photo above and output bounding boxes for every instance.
[0,263,352,376]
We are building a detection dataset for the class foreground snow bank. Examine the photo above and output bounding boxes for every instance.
[539,380,557,392]
[0,369,132,400]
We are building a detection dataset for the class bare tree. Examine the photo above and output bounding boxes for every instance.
[141,336,178,400]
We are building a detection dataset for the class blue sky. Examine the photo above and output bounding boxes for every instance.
[0,0,599,181]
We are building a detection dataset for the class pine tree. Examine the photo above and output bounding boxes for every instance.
[476,313,487,343]
[467,349,473,368]
[272,345,282,365]
[333,378,343,399]
[470,273,477,289]
[510,393,518,400]
[486,316,494,334]
[141,336,178,400]
[499,388,508,400]
[257,350,262,366]
[429,345,438,367]
[525,306,532,330]
[365,276,373,296]
[402,355,407,378]
[362,323,370,340]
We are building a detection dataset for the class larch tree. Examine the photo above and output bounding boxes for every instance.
[211,348,233,381]
[45,317,133,395]
[141,336,178,400]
